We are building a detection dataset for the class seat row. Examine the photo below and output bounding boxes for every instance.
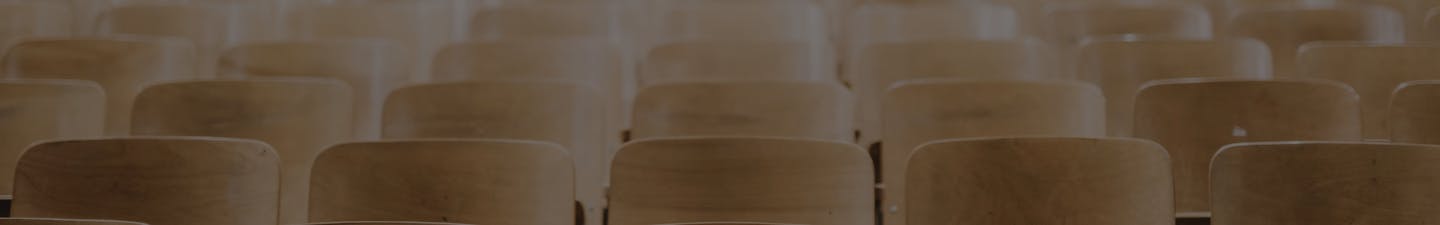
[9,136,1440,225]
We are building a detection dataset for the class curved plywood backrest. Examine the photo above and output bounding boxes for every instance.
[0,2,71,44]
[2,37,197,135]
[381,81,605,218]
[1226,3,1403,76]
[1077,38,1273,136]
[13,137,278,225]
[1388,80,1440,144]
[130,79,353,225]
[0,79,103,195]
[643,0,826,44]
[1133,78,1363,215]
[880,79,1104,225]
[1212,142,1440,225]
[468,1,622,40]
[907,137,1172,225]
[851,39,1054,143]
[641,41,834,85]
[610,137,873,225]
[1042,2,1212,46]
[310,140,574,225]
[632,81,853,141]
[1299,42,1440,139]
[220,40,411,139]
[0,218,146,225]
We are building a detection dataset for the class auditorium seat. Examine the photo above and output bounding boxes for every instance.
[0,79,103,196]
[220,41,410,139]
[96,2,257,77]
[1387,80,1440,144]
[1212,142,1440,225]
[0,1,71,45]
[280,0,454,81]
[631,81,853,141]
[310,140,574,225]
[850,39,1054,144]
[2,37,197,135]
[609,137,872,225]
[1298,42,1440,140]
[1077,38,1272,136]
[129,79,354,225]
[881,79,1104,225]
[1225,3,1404,76]
[641,41,834,85]
[907,137,1171,225]
[0,218,144,225]
[1042,2,1212,48]
[381,81,605,220]
[12,137,278,225]
[1133,78,1363,218]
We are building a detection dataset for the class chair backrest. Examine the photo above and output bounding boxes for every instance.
[0,218,146,225]
[1078,38,1273,136]
[845,2,1019,47]
[0,79,103,195]
[2,37,196,135]
[381,81,605,217]
[1298,42,1440,139]
[1042,2,1212,46]
[1388,80,1440,144]
[907,137,1172,225]
[468,1,622,40]
[0,2,71,43]
[850,39,1054,144]
[1212,142,1440,225]
[220,40,410,139]
[609,137,873,225]
[1225,3,1404,75]
[12,137,278,225]
[632,81,853,141]
[641,41,834,85]
[310,140,573,225]
[130,79,353,225]
[642,0,827,45]
[1133,78,1363,215]
[881,79,1104,225]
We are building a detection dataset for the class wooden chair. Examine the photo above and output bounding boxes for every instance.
[12,137,278,225]
[310,140,573,225]
[381,81,605,221]
[220,40,411,139]
[130,79,353,225]
[1078,38,1273,136]
[845,2,1019,48]
[609,137,872,225]
[1212,142,1440,225]
[881,79,1105,225]
[0,218,145,225]
[641,41,834,85]
[0,1,71,44]
[632,81,853,141]
[849,39,1054,144]
[468,1,622,40]
[1298,42,1440,140]
[96,2,256,77]
[1042,2,1212,47]
[1133,78,1363,217]
[1388,80,1440,144]
[644,0,827,44]
[907,137,1172,225]
[2,37,197,135]
[1225,3,1404,76]
[0,79,103,195]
